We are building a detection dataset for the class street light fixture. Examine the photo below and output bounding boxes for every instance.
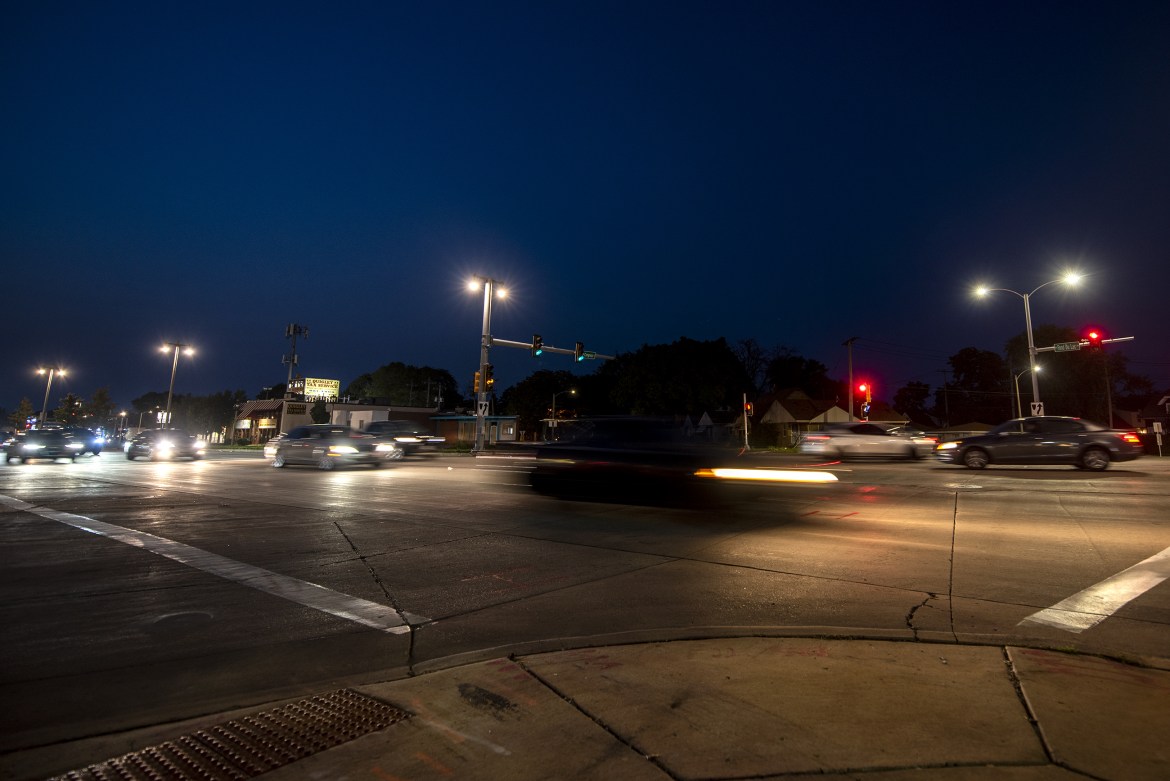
[974,271,1081,412]
[468,276,507,452]
[35,367,65,428]
[1013,366,1040,419]
[160,342,194,427]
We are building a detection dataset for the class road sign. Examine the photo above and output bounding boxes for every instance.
[1053,341,1082,352]
[477,401,488,417]
[1030,401,1045,415]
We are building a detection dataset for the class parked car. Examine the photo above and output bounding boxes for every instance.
[125,429,207,461]
[530,417,836,504]
[269,424,402,470]
[363,420,446,456]
[3,429,85,463]
[799,422,936,460]
[935,416,1143,471]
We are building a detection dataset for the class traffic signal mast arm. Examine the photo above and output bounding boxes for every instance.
[488,336,615,360]
[1035,335,1134,353]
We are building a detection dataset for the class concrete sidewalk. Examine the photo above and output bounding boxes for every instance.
[24,636,1170,781]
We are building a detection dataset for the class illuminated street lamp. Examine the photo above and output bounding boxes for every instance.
[1013,366,1040,419]
[975,272,1081,411]
[467,277,507,451]
[118,411,127,436]
[160,342,194,426]
[36,367,65,428]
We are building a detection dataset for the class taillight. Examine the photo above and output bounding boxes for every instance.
[1121,432,1141,444]
[806,435,830,442]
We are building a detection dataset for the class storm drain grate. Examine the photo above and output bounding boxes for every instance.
[53,688,411,781]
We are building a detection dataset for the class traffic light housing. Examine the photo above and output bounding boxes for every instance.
[574,341,585,362]
[1084,327,1104,349]
[532,333,543,357]
[485,364,495,390]
[744,401,754,417]
[858,382,872,403]
[473,371,481,393]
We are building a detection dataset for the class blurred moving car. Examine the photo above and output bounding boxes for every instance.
[363,420,446,456]
[269,424,402,470]
[39,423,105,455]
[799,422,936,460]
[125,429,207,461]
[262,433,287,459]
[530,417,836,504]
[935,416,1143,471]
[3,429,85,463]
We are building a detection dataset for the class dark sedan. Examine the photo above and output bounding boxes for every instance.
[530,417,836,505]
[935,416,1143,471]
[3,429,86,463]
[125,429,207,461]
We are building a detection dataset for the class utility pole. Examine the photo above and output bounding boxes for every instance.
[843,337,858,421]
[284,323,309,391]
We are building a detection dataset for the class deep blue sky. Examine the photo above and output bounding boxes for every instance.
[4,1,1168,413]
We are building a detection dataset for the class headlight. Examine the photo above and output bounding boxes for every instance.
[194,440,207,450]
[67,442,85,450]
[157,441,175,451]
[23,443,44,451]
[329,445,358,455]
[375,443,399,453]
[936,442,958,451]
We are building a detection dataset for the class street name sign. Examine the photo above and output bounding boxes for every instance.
[1053,341,1082,352]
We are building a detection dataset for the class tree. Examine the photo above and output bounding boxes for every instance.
[732,338,775,394]
[344,363,458,408]
[310,400,329,423]
[8,398,35,430]
[53,393,84,425]
[83,387,116,430]
[892,381,932,424]
[764,348,838,398]
[593,337,751,416]
[499,370,579,436]
[936,348,1009,424]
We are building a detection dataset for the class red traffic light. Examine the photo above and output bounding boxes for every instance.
[857,383,868,393]
[1084,327,1104,348]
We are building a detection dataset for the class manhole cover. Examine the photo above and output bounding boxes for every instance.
[53,689,410,780]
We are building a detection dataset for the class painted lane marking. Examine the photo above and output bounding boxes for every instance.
[1020,546,1170,633]
[0,494,426,634]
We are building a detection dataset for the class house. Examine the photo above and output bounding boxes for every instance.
[748,389,851,447]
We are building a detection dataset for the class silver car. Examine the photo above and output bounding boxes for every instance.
[269,425,401,470]
[800,422,936,460]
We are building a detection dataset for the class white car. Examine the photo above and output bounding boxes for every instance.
[800,423,936,460]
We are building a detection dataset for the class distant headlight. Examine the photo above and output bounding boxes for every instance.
[936,442,958,451]
[375,443,399,453]
[329,445,359,455]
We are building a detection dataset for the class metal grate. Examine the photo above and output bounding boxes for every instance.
[53,689,410,781]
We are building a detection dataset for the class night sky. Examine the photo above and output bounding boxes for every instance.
[5,1,1169,415]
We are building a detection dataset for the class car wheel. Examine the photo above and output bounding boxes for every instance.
[387,449,404,461]
[317,457,336,471]
[370,460,382,469]
[962,449,989,469]
[126,452,135,460]
[272,454,286,468]
[1081,447,1110,472]
[906,446,920,460]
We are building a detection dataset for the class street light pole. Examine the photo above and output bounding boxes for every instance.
[551,388,576,440]
[975,272,1081,413]
[1013,366,1039,418]
[469,277,505,452]
[36,367,65,428]
[161,342,193,427]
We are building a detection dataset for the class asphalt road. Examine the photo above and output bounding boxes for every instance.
[2,449,1168,777]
